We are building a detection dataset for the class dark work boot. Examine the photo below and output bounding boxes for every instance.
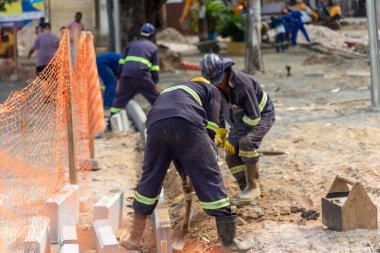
[215,213,254,252]
[120,212,147,250]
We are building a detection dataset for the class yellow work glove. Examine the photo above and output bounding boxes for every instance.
[224,139,236,155]
[215,128,228,147]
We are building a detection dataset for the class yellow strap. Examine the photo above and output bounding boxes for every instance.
[191,77,210,84]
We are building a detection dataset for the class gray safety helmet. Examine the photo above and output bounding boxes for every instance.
[200,53,225,86]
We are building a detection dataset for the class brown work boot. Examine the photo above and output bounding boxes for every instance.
[215,213,254,252]
[120,212,147,250]
[234,162,260,202]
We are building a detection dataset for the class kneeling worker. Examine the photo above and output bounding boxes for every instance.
[200,54,275,206]
[121,77,253,252]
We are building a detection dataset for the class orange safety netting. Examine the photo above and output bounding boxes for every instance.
[0,29,104,252]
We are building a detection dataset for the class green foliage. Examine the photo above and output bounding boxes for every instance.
[0,0,19,12]
[205,0,229,33]
[219,12,246,42]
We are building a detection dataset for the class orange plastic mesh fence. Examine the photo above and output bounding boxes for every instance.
[0,29,104,252]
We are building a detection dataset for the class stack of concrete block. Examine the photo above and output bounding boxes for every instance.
[59,215,78,246]
[152,191,172,253]
[93,189,124,232]
[93,219,119,253]
[110,110,129,133]
[60,244,79,253]
[24,216,51,253]
[45,184,80,244]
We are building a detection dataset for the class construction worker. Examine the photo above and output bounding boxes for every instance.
[200,54,275,206]
[290,10,311,45]
[270,16,287,52]
[108,23,160,129]
[96,52,122,109]
[121,77,253,252]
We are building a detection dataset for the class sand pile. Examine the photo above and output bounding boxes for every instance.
[156,27,187,43]
[300,25,347,49]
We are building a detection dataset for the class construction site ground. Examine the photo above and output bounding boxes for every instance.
[1,24,379,253]
[87,44,380,252]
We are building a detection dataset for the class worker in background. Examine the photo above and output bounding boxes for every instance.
[66,12,85,59]
[200,54,275,206]
[96,52,122,110]
[271,16,287,52]
[108,23,160,129]
[281,14,293,49]
[28,23,59,75]
[291,10,311,45]
[121,76,253,252]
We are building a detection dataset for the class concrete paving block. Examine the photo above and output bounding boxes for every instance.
[59,215,77,246]
[93,219,119,253]
[60,244,79,253]
[120,110,130,132]
[46,184,80,244]
[152,204,172,253]
[80,196,93,213]
[110,113,123,132]
[93,189,123,232]
[24,216,51,253]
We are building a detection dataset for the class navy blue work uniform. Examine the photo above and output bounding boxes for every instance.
[111,38,160,113]
[96,52,121,108]
[220,60,275,186]
[133,77,232,217]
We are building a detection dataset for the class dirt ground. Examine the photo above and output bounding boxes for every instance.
[54,24,380,252]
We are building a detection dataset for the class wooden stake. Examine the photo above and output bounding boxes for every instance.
[65,30,78,184]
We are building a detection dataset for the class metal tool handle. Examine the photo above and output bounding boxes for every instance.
[336,176,355,185]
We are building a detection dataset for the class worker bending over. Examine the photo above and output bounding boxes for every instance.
[122,77,253,252]
[108,23,160,128]
[201,54,275,206]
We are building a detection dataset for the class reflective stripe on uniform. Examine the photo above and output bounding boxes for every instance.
[119,58,126,64]
[134,191,160,205]
[110,107,123,113]
[125,55,152,67]
[230,164,246,174]
[242,92,268,126]
[161,85,202,106]
[259,92,268,112]
[239,150,259,158]
[150,65,160,71]
[200,198,230,210]
[242,115,261,126]
[206,121,218,132]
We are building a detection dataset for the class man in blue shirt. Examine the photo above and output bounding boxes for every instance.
[96,52,121,109]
